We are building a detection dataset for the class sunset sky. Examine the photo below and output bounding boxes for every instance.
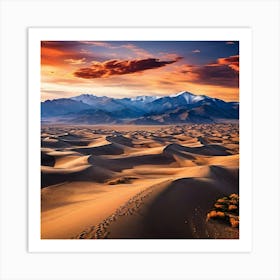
[41,41,239,101]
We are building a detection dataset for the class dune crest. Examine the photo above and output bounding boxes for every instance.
[41,123,239,239]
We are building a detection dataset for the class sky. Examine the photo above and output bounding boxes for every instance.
[41,41,239,102]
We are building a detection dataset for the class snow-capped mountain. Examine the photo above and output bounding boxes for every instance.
[71,94,110,105]
[70,94,127,112]
[170,91,205,103]
[117,95,159,112]
[129,95,160,102]
[41,91,239,124]
[144,91,212,113]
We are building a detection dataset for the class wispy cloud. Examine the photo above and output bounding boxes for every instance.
[178,55,239,88]
[64,58,87,65]
[217,55,239,72]
[82,41,152,58]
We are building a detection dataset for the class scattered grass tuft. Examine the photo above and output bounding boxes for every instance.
[229,217,239,228]
[207,210,226,221]
[228,204,238,212]
[206,193,239,228]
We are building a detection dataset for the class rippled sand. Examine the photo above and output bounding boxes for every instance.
[41,124,239,239]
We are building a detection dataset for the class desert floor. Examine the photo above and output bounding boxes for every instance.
[41,123,239,239]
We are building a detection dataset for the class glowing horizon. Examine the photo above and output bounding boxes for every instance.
[41,41,239,102]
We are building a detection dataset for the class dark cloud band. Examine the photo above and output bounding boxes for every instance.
[181,55,239,88]
[74,57,181,79]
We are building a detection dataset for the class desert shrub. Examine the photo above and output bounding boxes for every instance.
[207,210,226,221]
[228,204,238,212]
[229,194,239,200]
[229,217,239,228]
[217,198,228,203]
[214,203,228,210]
[207,193,239,228]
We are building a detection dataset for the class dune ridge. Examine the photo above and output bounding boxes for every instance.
[41,123,239,239]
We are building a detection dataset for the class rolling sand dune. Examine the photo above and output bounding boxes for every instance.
[83,175,238,239]
[41,164,116,188]
[88,137,111,147]
[72,143,124,156]
[41,178,168,239]
[41,123,239,239]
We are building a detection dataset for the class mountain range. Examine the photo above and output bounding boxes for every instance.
[41,91,239,124]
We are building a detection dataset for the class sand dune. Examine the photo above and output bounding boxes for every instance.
[41,123,239,239]
[54,155,90,169]
[41,137,71,149]
[76,165,238,239]
[89,177,237,239]
[164,143,231,156]
[41,164,115,188]
[106,135,134,147]
[88,153,175,172]
[88,136,111,147]
[41,178,168,239]
[72,143,124,156]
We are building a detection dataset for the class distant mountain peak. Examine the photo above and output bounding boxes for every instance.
[76,93,93,97]
[170,90,194,97]
[70,94,112,106]
[129,95,160,102]
[41,90,239,124]
[71,93,103,99]
[170,91,206,103]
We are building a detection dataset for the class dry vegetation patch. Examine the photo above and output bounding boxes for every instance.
[107,176,138,185]
[206,193,239,228]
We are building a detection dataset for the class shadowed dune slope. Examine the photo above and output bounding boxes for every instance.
[72,143,124,156]
[88,153,175,172]
[41,123,239,239]
[41,164,116,187]
[164,143,232,156]
[91,165,238,239]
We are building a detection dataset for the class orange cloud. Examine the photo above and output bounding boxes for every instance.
[40,42,239,102]
[174,55,239,88]
[41,41,74,65]
[41,41,100,66]
[191,64,238,87]
[74,57,182,79]
[217,55,239,71]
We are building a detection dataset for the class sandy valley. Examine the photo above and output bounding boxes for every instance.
[41,123,239,239]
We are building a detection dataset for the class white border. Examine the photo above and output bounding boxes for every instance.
[28,27,252,253]
[1,0,279,279]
